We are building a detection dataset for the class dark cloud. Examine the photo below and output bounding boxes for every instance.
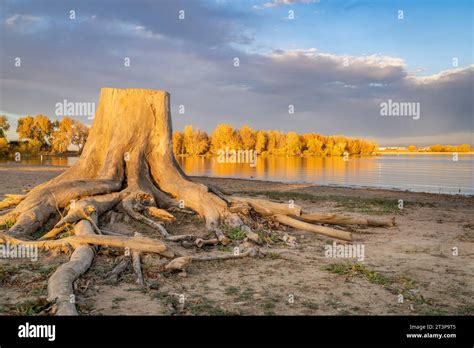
[0,0,472,146]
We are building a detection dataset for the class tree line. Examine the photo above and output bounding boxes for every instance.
[407,144,472,153]
[0,114,89,157]
[1,117,470,158]
[173,124,379,157]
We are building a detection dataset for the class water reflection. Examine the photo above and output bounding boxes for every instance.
[0,155,78,167]
[177,155,473,195]
[0,154,472,194]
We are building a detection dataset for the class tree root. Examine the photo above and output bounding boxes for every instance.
[0,194,26,209]
[273,214,352,241]
[38,224,73,240]
[55,192,125,229]
[107,257,131,283]
[5,180,122,238]
[164,247,259,272]
[296,212,395,227]
[0,232,172,256]
[228,196,302,216]
[143,206,176,221]
[47,218,97,315]
[121,195,170,238]
[131,233,146,287]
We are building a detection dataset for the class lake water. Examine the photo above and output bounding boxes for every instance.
[1,154,472,195]
[177,154,473,195]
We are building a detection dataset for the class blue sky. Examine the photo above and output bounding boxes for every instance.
[0,0,473,146]
[245,0,473,75]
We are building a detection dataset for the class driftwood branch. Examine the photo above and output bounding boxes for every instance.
[273,214,352,241]
[0,232,172,256]
[47,219,96,315]
[164,247,258,272]
[131,232,146,287]
[296,212,395,227]
[107,257,131,282]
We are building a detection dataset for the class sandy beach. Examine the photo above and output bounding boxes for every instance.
[1,163,473,315]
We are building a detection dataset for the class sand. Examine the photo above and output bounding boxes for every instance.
[0,163,473,315]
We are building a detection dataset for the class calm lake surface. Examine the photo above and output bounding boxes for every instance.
[1,154,473,195]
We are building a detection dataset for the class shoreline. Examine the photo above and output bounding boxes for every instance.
[194,175,473,197]
[0,163,472,197]
[1,163,473,316]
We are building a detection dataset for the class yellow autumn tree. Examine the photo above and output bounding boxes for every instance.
[285,131,302,156]
[183,125,210,156]
[238,124,256,150]
[173,131,185,155]
[51,117,75,154]
[255,130,267,154]
[0,115,10,138]
[17,114,53,153]
[210,124,241,153]
[71,120,89,155]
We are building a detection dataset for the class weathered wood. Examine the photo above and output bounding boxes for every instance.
[0,194,25,209]
[107,257,131,282]
[55,192,125,228]
[47,218,96,315]
[229,196,302,216]
[39,224,71,240]
[131,233,146,287]
[1,232,171,255]
[164,247,258,272]
[273,214,352,241]
[122,196,170,238]
[296,212,395,227]
[145,206,176,221]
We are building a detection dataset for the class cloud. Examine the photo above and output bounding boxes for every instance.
[263,0,320,9]
[5,14,42,26]
[0,0,472,146]
[4,14,47,33]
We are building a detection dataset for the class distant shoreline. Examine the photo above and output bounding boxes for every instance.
[1,151,473,161]
[376,151,474,155]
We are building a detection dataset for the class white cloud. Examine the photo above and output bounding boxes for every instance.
[5,14,44,26]
[408,65,474,85]
[1,4,471,146]
[263,0,319,9]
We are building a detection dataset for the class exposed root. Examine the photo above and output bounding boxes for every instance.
[296,212,395,227]
[55,192,125,229]
[0,232,172,256]
[164,247,259,272]
[39,224,72,240]
[168,207,195,215]
[194,238,219,248]
[165,234,196,242]
[122,195,170,238]
[228,196,302,217]
[143,206,176,222]
[211,227,231,245]
[273,214,352,241]
[0,194,26,209]
[107,257,131,283]
[131,233,146,287]
[7,179,122,238]
[47,218,97,315]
